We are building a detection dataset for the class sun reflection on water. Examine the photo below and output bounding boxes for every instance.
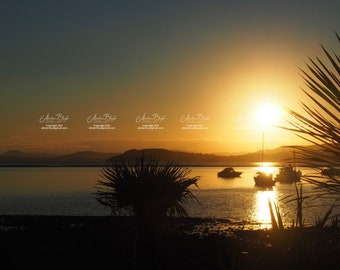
[255,162,278,175]
[252,189,277,229]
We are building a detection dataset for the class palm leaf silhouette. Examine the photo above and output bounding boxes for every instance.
[281,33,339,202]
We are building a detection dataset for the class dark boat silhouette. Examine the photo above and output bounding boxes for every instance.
[275,151,301,184]
[217,167,242,178]
[321,167,340,176]
[254,171,275,187]
[254,133,275,187]
[275,164,301,183]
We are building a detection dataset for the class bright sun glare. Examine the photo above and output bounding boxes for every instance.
[255,103,281,127]
[256,164,277,174]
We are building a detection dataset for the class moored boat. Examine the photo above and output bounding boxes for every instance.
[275,164,302,184]
[321,167,340,176]
[254,171,275,187]
[253,132,275,187]
[217,167,242,178]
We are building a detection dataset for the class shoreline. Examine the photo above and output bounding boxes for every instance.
[0,214,324,234]
[0,215,264,232]
[1,215,338,269]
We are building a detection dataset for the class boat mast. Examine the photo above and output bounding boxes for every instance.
[261,132,264,166]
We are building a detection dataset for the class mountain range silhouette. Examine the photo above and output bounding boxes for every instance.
[0,146,310,167]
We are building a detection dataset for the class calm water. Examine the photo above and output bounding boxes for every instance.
[0,166,335,228]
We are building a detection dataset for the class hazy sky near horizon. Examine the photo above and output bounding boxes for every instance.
[1,0,339,154]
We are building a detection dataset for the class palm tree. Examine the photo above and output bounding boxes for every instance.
[95,153,200,267]
[282,33,339,203]
[95,153,200,235]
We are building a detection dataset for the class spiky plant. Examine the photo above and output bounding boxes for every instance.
[95,153,199,233]
[282,33,340,203]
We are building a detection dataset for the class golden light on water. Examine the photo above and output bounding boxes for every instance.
[253,190,277,229]
[252,164,278,229]
[255,163,277,174]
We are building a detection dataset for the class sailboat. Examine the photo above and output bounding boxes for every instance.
[254,133,275,187]
[274,151,302,184]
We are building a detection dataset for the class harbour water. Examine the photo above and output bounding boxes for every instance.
[0,166,335,228]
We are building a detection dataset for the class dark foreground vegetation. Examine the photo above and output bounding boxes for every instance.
[0,215,339,270]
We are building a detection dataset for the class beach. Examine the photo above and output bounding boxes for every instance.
[1,215,338,270]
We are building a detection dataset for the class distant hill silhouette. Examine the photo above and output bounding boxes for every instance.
[0,146,310,167]
[49,151,117,163]
[1,150,25,157]
[110,147,303,166]
[0,151,119,166]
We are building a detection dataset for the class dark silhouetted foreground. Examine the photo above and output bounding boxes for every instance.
[0,215,339,270]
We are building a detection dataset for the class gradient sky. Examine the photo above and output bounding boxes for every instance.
[1,0,339,154]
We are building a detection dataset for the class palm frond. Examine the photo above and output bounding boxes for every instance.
[282,33,340,210]
[94,154,200,218]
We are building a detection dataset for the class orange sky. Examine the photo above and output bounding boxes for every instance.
[1,1,338,154]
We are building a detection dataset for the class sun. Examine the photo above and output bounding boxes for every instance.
[255,103,282,128]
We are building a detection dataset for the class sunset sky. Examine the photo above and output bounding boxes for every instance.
[1,0,339,154]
